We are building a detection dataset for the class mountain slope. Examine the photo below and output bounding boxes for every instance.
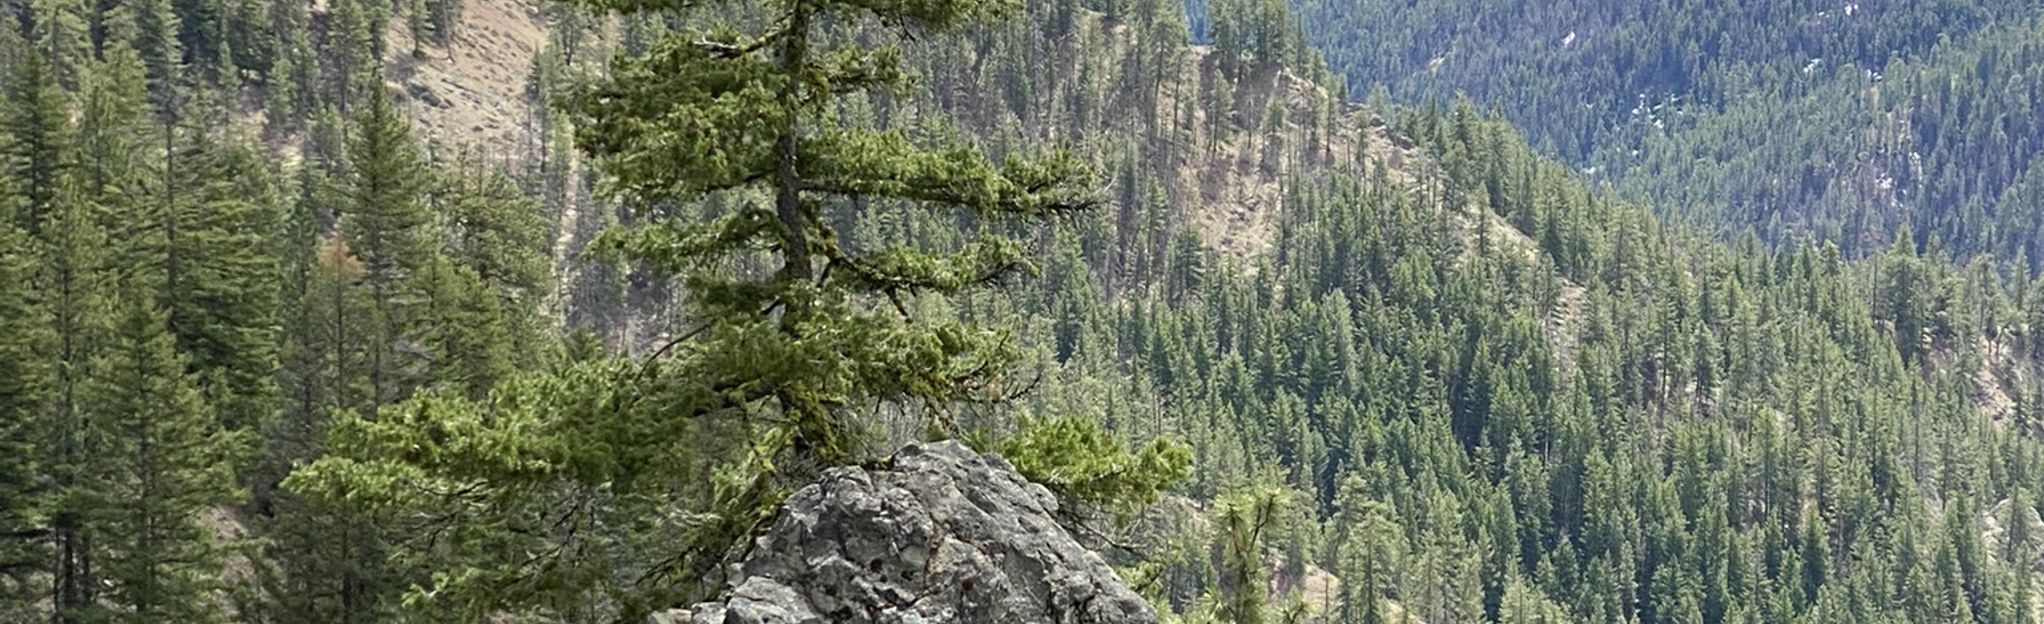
[1287,0,2044,267]
[1605,14,2044,263]
[18,0,2044,623]
[378,0,545,155]
[1287,0,2032,160]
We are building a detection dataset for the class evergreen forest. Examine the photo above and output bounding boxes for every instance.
[4,0,2044,622]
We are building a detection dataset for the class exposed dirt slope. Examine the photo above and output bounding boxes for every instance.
[380,0,547,157]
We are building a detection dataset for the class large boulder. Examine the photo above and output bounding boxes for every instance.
[653,441,1159,624]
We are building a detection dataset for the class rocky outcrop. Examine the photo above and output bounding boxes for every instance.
[652,442,1158,624]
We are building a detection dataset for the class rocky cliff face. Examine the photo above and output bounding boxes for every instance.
[651,442,1158,624]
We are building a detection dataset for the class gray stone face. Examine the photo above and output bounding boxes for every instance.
[653,442,1159,624]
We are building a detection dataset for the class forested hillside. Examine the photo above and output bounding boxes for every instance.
[1286,0,2044,266]
[1612,14,2044,265]
[1285,0,2029,160]
[8,0,2044,623]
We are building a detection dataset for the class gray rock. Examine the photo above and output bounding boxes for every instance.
[653,442,1158,624]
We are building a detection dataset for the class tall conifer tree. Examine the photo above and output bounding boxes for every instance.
[289,0,1100,617]
[89,287,234,623]
[0,218,50,621]
[341,90,434,408]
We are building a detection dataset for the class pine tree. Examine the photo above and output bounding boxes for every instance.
[287,0,1101,617]
[89,286,234,623]
[1798,506,1830,611]
[262,0,312,132]
[417,256,515,398]
[343,93,434,284]
[407,0,429,59]
[342,90,435,408]
[270,154,363,448]
[113,0,183,119]
[156,122,281,433]
[1206,66,1236,154]
[0,55,152,616]
[28,0,93,89]
[225,0,274,79]
[261,237,388,624]
[75,42,152,225]
[440,157,551,360]
[1209,0,1242,76]
[558,0,1100,578]
[323,0,383,112]
[262,117,399,624]
[3,44,74,235]
[37,177,113,624]
[1878,229,1932,364]
[0,82,64,597]
[6,43,118,620]
[1214,487,1284,624]
[426,0,461,45]
[1336,492,1403,624]
[0,221,51,620]
[172,0,227,83]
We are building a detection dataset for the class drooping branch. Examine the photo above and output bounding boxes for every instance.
[692,22,791,59]
[825,239,1035,296]
[798,131,1102,216]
